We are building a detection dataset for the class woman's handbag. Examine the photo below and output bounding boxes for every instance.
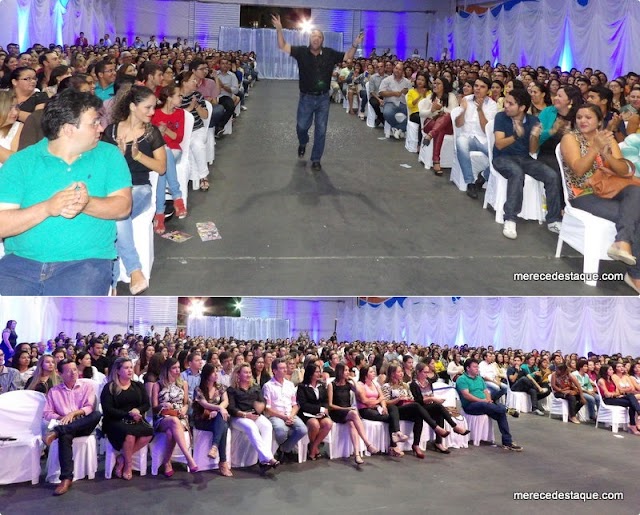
[588,161,640,199]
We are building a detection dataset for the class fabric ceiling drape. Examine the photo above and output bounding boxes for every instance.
[187,316,290,340]
[218,26,344,80]
[338,297,640,356]
[429,0,640,78]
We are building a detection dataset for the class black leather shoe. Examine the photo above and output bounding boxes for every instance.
[475,174,486,188]
[311,161,322,172]
[298,145,306,158]
[466,183,478,199]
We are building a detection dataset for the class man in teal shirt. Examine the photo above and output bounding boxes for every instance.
[0,89,131,295]
[456,359,523,451]
[94,60,116,101]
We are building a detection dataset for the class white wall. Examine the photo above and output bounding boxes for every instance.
[113,0,439,58]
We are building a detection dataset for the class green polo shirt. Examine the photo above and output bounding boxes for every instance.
[456,372,487,409]
[0,139,131,262]
[94,82,114,101]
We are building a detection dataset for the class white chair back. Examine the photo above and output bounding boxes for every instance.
[0,390,46,437]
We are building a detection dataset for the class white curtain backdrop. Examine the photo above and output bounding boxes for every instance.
[1,0,116,49]
[339,297,640,357]
[218,27,344,80]
[187,316,290,340]
[428,0,640,79]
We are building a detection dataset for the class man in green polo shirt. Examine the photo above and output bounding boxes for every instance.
[456,358,523,451]
[0,89,132,295]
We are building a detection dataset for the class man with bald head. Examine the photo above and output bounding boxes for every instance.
[272,14,363,172]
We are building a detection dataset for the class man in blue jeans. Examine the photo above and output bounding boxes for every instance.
[263,358,308,462]
[272,13,363,171]
[492,88,562,239]
[456,359,523,451]
[0,89,132,295]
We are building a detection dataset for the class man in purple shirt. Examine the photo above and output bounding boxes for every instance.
[43,360,102,496]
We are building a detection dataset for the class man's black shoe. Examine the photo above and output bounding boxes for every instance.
[475,174,486,189]
[215,127,225,138]
[375,119,382,127]
[466,183,478,199]
[311,161,322,172]
[298,145,306,158]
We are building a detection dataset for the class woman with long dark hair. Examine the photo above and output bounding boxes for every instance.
[597,363,640,434]
[297,363,333,460]
[102,85,167,295]
[327,363,379,465]
[1,320,17,360]
[194,364,232,476]
[419,75,459,175]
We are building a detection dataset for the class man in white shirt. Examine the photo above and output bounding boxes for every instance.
[379,62,413,139]
[218,351,234,387]
[454,77,498,199]
[478,351,507,403]
[263,358,308,461]
[215,58,239,136]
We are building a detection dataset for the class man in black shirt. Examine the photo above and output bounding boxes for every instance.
[272,14,363,171]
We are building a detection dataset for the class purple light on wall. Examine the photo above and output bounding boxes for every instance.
[395,12,407,60]
[362,11,378,57]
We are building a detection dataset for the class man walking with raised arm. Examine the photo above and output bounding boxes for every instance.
[272,14,364,172]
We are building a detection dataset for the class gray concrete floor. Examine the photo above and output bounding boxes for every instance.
[3,415,638,515]
[126,80,636,296]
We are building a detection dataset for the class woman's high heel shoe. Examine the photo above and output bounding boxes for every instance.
[388,446,404,457]
[354,454,364,465]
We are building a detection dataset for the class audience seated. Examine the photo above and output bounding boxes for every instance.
[193,363,232,476]
[42,359,102,495]
[492,88,562,239]
[151,357,198,475]
[379,62,412,140]
[506,355,547,416]
[100,357,154,480]
[550,363,585,424]
[597,363,640,434]
[572,358,599,421]
[0,90,21,165]
[560,103,640,294]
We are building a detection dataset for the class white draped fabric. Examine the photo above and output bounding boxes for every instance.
[338,297,640,356]
[218,27,344,80]
[1,0,115,49]
[187,316,290,340]
[428,0,640,78]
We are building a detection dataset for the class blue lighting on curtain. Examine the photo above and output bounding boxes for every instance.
[559,16,574,71]
[363,11,378,58]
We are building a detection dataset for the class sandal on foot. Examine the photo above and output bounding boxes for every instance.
[354,454,364,465]
[389,447,404,457]
[366,444,379,454]
[199,179,210,191]
[114,454,124,479]
[207,445,219,460]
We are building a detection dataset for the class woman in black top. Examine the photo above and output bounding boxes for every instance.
[327,363,379,465]
[251,355,270,387]
[102,85,166,295]
[410,362,469,454]
[25,354,59,394]
[1,320,17,360]
[9,67,48,123]
[297,363,333,460]
[227,363,279,470]
[101,358,154,480]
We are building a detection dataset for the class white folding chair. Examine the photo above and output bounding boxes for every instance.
[554,144,617,286]
[595,401,629,433]
[0,390,46,485]
[483,119,547,224]
[228,425,278,467]
[506,381,532,413]
[460,407,495,446]
[46,434,98,483]
[149,429,192,475]
[104,439,148,479]
[449,106,489,190]
[361,419,388,455]
[365,82,376,128]
[405,94,419,153]
[192,428,232,471]
[118,172,159,284]
[176,110,194,208]
[203,100,215,166]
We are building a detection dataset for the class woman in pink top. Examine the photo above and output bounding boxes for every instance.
[356,365,408,457]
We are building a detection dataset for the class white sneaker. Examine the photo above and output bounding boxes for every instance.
[547,221,562,234]
[503,220,517,239]
[392,128,400,140]
[240,105,248,111]
[398,130,406,139]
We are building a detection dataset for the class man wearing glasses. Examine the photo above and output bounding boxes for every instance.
[94,60,116,100]
[0,89,132,295]
[190,59,225,130]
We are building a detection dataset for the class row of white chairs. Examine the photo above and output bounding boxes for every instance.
[360,89,618,287]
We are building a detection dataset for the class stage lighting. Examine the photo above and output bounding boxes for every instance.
[299,18,313,34]
[234,299,243,311]
[189,299,205,318]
